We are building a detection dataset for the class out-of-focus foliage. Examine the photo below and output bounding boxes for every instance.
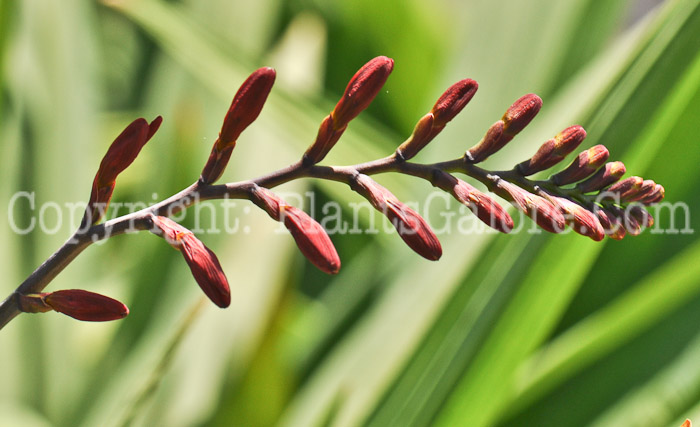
[1,0,698,426]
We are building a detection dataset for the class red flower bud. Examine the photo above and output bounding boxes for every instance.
[544,194,605,241]
[550,145,609,185]
[466,120,509,163]
[84,117,161,225]
[606,176,643,200]
[502,94,542,136]
[250,186,340,274]
[331,56,394,129]
[304,57,393,165]
[396,113,435,160]
[517,126,588,176]
[397,79,478,161]
[553,126,587,156]
[623,179,656,202]
[281,206,341,274]
[639,183,665,205]
[219,67,276,146]
[596,208,626,240]
[576,161,626,193]
[151,216,231,308]
[517,138,556,175]
[494,179,566,233]
[628,204,654,228]
[200,67,276,184]
[353,175,442,260]
[433,171,513,233]
[431,79,478,128]
[385,199,443,261]
[43,289,129,322]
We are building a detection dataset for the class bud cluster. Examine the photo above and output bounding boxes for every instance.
[9,55,665,328]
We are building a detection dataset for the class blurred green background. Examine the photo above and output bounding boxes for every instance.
[1,0,699,426]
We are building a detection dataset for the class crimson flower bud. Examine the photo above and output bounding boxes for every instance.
[331,56,394,129]
[543,194,605,241]
[623,179,656,202]
[639,183,665,205]
[250,186,340,274]
[430,79,478,131]
[353,175,442,260]
[606,176,643,200]
[550,145,609,185]
[281,206,341,274]
[576,161,626,193]
[517,126,588,176]
[200,67,276,184]
[397,79,479,161]
[304,57,394,165]
[396,113,435,160]
[84,116,162,226]
[595,208,626,240]
[502,94,542,136]
[465,120,508,163]
[151,216,231,308]
[628,204,654,228]
[433,171,513,233]
[493,179,566,233]
[385,199,443,260]
[43,289,129,322]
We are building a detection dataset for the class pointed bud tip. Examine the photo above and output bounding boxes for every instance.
[282,206,341,274]
[502,94,542,136]
[331,56,394,128]
[431,79,478,126]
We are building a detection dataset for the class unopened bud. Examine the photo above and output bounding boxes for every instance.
[465,120,508,163]
[639,184,665,205]
[433,171,513,233]
[502,94,542,136]
[353,174,442,260]
[576,161,626,193]
[200,67,276,184]
[84,116,161,226]
[396,113,435,160]
[331,56,394,129]
[250,187,340,274]
[151,216,231,308]
[43,289,129,322]
[219,67,276,146]
[543,194,604,241]
[606,176,643,200]
[304,57,393,164]
[623,179,656,202]
[596,208,626,240]
[431,79,478,129]
[493,179,566,233]
[550,145,609,185]
[281,206,341,274]
[518,125,588,175]
[628,204,654,228]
